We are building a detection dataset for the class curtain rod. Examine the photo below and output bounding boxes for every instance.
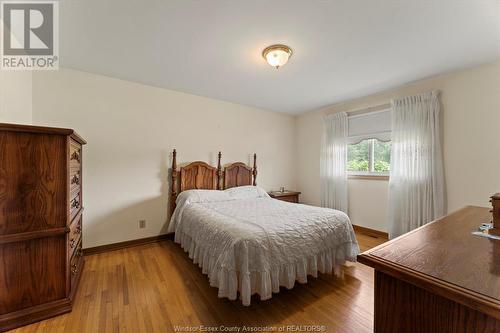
[325,103,391,118]
[346,103,391,118]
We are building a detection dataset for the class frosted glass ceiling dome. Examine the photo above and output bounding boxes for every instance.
[262,44,293,69]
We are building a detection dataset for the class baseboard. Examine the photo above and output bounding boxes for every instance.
[0,298,72,332]
[83,233,174,256]
[352,224,388,239]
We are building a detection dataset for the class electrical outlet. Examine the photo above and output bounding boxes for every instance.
[139,220,146,229]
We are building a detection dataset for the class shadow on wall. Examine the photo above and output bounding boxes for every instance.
[83,150,173,248]
[165,149,178,221]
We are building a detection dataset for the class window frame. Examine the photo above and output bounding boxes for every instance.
[347,136,391,179]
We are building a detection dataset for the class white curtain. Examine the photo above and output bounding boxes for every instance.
[388,90,446,238]
[320,112,348,213]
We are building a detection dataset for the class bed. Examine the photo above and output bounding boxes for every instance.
[167,149,359,305]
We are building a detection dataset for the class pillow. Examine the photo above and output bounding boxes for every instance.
[224,185,270,200]
[169,189,233,233]
[175,189,232,205]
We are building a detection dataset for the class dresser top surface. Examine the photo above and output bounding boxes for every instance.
[359,206,500,303]
[0,123,86,144]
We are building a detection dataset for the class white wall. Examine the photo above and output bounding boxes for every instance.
[296,60,500,232]
[28,60,500,244]
[0,71,32,124]
[0,21,32,124]
[32,69,296,248]
[348,179,388,232]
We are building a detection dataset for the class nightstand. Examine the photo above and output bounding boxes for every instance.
[268,191,301,203]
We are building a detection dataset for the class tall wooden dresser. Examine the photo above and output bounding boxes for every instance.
[0,123,86,331]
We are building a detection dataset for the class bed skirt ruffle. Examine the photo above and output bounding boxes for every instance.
[174,231,358,306]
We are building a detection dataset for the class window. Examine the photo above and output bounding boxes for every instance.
[347,108,391,177]
[347,138,391,175]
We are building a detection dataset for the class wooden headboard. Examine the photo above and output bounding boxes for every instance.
[224,161,256,189]
[170,149,257,214]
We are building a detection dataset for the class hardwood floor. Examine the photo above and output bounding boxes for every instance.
[10,231,387,333]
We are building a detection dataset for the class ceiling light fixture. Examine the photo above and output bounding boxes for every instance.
[262,44,293,69]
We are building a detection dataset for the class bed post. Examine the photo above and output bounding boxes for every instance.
[170,149,178,215]
[217,151,222,190]
[252,153,257,186]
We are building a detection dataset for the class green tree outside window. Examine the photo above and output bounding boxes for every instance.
[347,139,390,173]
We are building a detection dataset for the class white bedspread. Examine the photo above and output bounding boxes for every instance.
[168,187,359,305]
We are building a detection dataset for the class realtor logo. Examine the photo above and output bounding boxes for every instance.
[1,1,58,70]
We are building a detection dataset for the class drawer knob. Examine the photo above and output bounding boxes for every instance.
[71,199,80,209]
[70,151,80,163]
[71,174,80,185]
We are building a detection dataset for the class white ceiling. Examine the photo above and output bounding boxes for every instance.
[60,0,500,114]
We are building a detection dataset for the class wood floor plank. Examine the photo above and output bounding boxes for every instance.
[9,231,386,333]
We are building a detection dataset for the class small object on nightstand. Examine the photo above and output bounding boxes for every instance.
[480,223,493,231]
[268,190,301,203]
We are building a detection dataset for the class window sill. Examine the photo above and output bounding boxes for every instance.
[348,174,389,181]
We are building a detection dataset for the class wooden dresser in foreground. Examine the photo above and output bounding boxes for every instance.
[0,123,86,332]
[268,191,301,203]
[358,206,500,333]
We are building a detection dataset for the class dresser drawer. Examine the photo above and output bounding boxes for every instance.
[69,140,82,171]
[68,214,82,257]
[69,192,81,221]
[70,240,83,290]
[276,195,299,203]
[69,168,81,198]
